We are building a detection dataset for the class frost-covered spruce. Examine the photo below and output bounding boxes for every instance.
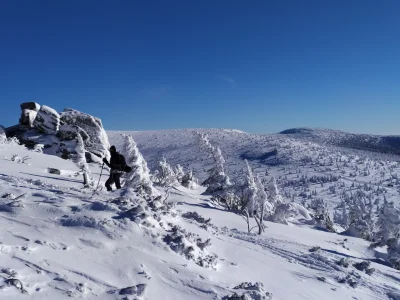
[75,133,93,186]
[372,199,400,268]
[123,134,155,195]
[344,197,375,240]
[196,132,232,195]
[334,200,350,230]
[239,160,259,232]
[373,199,400,247]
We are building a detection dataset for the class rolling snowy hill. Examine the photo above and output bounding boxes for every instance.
[0,128,399,299]
[280,128,400,156]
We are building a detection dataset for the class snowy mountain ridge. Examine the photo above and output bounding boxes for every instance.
[280,127,400,155]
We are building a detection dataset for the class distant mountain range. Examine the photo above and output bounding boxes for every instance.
[279,128,400,155]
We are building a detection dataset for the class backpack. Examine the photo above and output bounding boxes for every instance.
[118,154,132,173]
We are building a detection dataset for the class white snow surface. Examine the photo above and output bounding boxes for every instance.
[0,130,399,299]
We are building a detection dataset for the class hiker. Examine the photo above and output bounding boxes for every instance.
[103,145,126,191]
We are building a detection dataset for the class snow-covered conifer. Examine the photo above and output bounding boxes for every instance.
[373,200,400,247]
[345,197,375,240]
[123,134,154,195]
[196,132,232,195]
[75,133,93,186]
[309,198,335,232]
[334,200,350,230]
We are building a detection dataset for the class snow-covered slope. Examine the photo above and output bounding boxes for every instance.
[0,133,400,300]
[108,129,400,210]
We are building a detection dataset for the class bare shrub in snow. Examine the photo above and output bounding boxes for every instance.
[153,157,178,187]
[11,154,20,162]
[181,211,211,224]
[163,225,217,268]
[20,155,31,164]
[336,258,351,268]
[10,154,31,164]
[32,143,44,153]
[223,282,273,300]
[118,283,147,297]
[6,137,20,145]
[4,278,27,294]
[353,261,371,272]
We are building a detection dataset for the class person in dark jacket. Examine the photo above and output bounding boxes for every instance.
[103,145,126,191]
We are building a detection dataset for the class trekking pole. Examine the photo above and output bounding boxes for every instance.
[94,162,105,193]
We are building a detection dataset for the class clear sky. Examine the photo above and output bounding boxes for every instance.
[0,1,399,135]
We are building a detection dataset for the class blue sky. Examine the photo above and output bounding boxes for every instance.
[0,1,399,134]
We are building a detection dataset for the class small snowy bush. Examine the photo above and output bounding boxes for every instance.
[163,225,218,268]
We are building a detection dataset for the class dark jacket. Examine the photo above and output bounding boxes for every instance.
[104,152,126,171]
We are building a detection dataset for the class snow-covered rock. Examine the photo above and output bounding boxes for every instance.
[60,108,110,158]
[33,105,61,134]
[20,102,40,112]
[19,109,38,127]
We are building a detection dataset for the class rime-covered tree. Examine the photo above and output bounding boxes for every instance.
[344,197,375,240]
[196,132,232,195]
[239,160,258,233]
[180,170,198,189]
[0,126,6,144]
[153,157,178,187]
[372,200,400,248]
[75,133,93,186]
[175,164,185,183]
[370,200,400,269]
[267,178,298,225]
[253,175,271,234]
[334,200,350,230]
[267,178,282,207]
[123,134,154,195]
[309,198,335,232]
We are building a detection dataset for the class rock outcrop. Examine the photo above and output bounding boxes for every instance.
[19,102,40,127]
[60,108,110,158]
[33,105,61,134]
[8,103,110,162]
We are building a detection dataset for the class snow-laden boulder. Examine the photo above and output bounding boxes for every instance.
[20,102,40,111]
[19,109,37,127]
[60,108,110,158]
[33,105,61,134]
